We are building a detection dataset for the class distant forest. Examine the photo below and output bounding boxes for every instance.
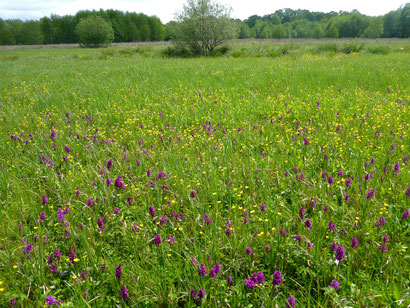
[0,4,409,45]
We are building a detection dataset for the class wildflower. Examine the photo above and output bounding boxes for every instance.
[345,177,352,188]
[244,279,256,289]
[149,205,156,217]
[328,176,333,185]
[198,263,207,277]
[329,280,339,291]
[379,242,387,252]
[226,275,232,284]
[44,296,58,306]
[307,242,313,250]
[335,244,345,261]
[214,261,221,274]
[166,236,175,245]
[328,221,336,231]
[366,189,375,200]
[41,194,48,205]
[126,197,132,205]
[97,217,105,232]
[190,289,198,300]
[147,169,151,176]
[10,298,16,307]
[405,187,410,198]
[120,284,129,299]
[114,176,125,189]
[225,228,231,235]
[311,199,317,207]
[23,243,32,258]
[280,228,286,237]
[203,214,211,226]
[305,219,312,228]
[394,163,400,173]
[50,130,56,140]
[197,288,205,299]
[383,236,389,242]
[322,171,327,179]
[100,264,106,271]
[40,212,46,221]
[245,246,253,255]
[337,169,343,177]
[295,235,302,242]
[402,209,409,220]
[286,296,296,308]
[106,177,112,187]
[351,237,358,248]
[49,263,57,274]
[260,204,266,212]
[154,234,161,245]
[298,205,305,220]
[116,264,122,279]
[271,270,283,286]
[303,138,309,145]
[209,267,216,278]
[190,190,197,198]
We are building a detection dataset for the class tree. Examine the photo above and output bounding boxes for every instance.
[363,18,383,38]
[172,0,238,55]
[75,15,114,47]
[326,23,339,38]
[0,19,15,45]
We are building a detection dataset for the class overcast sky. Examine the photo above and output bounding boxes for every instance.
[0,0,407,22]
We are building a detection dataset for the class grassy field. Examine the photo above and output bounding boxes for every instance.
[0,40,409,307]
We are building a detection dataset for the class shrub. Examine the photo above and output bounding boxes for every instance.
[367,46,390,55]
[341,42,363,54]
[76,15,114,48]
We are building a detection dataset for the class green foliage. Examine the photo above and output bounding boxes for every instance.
[367,46,390,54]
[316,43,338,53]
[0,44,409,307]
[172,0,238,55]
[75,15,114,47]
[341,41,364,54]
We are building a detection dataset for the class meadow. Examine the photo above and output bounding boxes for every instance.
[0,40,409,307]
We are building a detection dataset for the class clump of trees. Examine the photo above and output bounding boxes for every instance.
[0,9,165,45]
[0,3,408,46]
[76,15,114,47]
[170,0,237,55]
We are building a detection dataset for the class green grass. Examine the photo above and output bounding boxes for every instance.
[0,40,409,307]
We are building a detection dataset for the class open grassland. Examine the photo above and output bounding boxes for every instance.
[0,42,409,307]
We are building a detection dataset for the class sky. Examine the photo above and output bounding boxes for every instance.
[0,0,407,22]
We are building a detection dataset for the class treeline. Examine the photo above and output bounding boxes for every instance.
[236,5,409,39]
[0,4,409,46]
[0,10,164,45]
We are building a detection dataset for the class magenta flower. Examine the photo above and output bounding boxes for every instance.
[116,264,122,279]
[272,270,283,286]
[286,296,296,308]
[149,205,156,217]
[351,237,358,248]
[245,246,253,256]
[107,159,113,169]
[120,284,129,299]
[329,280,339,291]
[41,194,48,205]
[154,234,161,245]
[198,262,207,276]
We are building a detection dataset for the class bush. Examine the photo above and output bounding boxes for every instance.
[341,42,363,54]
[367,46,390,55]
[316,43,338,53]
[76,15,114,48]
[161,46,193,58]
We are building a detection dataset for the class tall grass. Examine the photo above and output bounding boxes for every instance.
[0,41,409,307]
